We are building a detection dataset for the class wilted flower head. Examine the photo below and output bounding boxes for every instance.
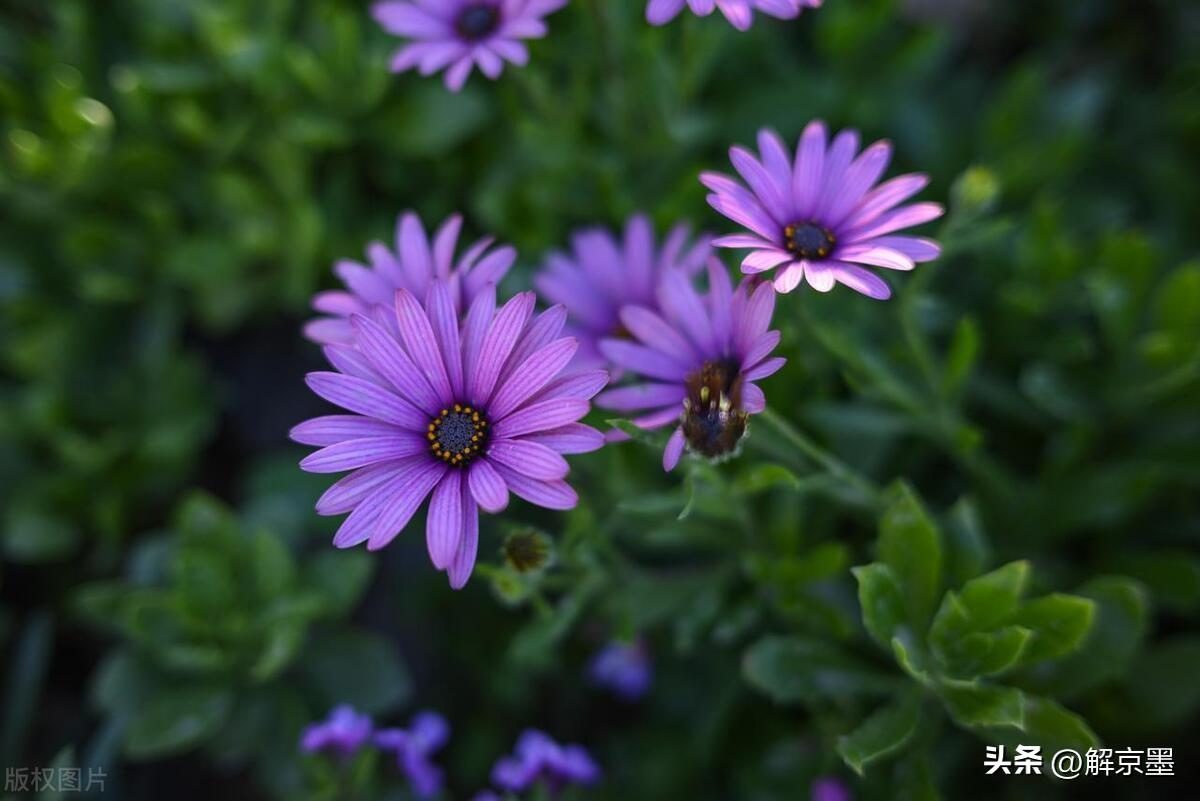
[300,705,373,758]
[292,283,607,588]
[492,729,601,793]
[374,711,450,799]
[596,261,783,470]
[647,0,822,30]
[703,123,943,299]
[812,776,852,801]
[534,215,711,370]
[588,639,653,700]
[306,212,514,346]
[373,0,568,91]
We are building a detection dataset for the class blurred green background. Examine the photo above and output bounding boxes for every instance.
[1,0,1198,799]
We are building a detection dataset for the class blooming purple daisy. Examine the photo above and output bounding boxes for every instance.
[588,639,653,701]
[702,123,944,299]
[596,261,784,470]
[491,730,601,794]
[647,0,822,30]
[300,705,373,759]
[534,215,711,371]
[292,283,607,588]
[372,0,568,91]
[306,212,514,346]
[374,711,450,799]
[812,776,852,801]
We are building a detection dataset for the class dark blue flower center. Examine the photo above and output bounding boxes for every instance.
[681,359,747,460]
[428,404,489,466]
[784,221,836,260]
[456,4,500,41]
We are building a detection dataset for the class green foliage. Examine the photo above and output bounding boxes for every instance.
[74,492,398,788]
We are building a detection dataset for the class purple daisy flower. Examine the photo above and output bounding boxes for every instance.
[306,211,515,346]
[300,705,373,759]
[588,639,653,701]
[647,0,821,30]
[491,729,601,794]
[292,282,608,589]
[702,123,944,299]
[534,215,711,371]
[812,776,851,801]
[374,710,450,799]
[372,0,568,92]
[596,261,784,470]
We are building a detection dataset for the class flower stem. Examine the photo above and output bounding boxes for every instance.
[758,407,883,509]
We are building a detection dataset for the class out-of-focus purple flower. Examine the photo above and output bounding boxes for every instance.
[372,0,568,91]
[306,211,515,346]
[588,639,653,700]
[492,729,601,794]
[702,123,943,299]
[300,705,373,758]
[471,793,501,801]
[596,261,784,470]
[811,776,851,801]
[646,0,822,30]
[374,711,450,799]
[534,215,710,371]
[292,283,607,588]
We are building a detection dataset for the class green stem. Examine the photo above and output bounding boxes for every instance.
[758,407,883,508]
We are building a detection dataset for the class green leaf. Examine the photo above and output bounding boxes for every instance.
[1012,593,1095,664]
[937,625,1032,679]
[2,510,80,563]
[247,529,295,601]
[1123,637,1200,731]
[853,563,907,649]
[891,632,936,687]
[877,482,942,628]
[742,635,897,705]
[1018,576,1147,699]
[958,561,1029,629]
[940,682,1025,730]
[733,463,802,494]
[299,628,410,714]
[302,550,374,618]
[1015,696,1099,753]
[941,315,981,398]
[943,498,990,587]
[837,692,921,776]
[124,685,233,759]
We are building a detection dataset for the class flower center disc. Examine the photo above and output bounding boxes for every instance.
[456,4,500,40]
[784,221,836,260]
[428,404,489,466]
[681,359,748,459]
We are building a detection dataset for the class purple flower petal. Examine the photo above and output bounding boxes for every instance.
[523,423,606,454]
[367,460,447,551]
[470,292,536,405]
[487,439,570,480]
[468,459,509,513]
[494,397,590,438]
[300,435,427,473]
[663,427,686,471]
[306,372,427,431]
[290,415,404,447]
[493,464,579,510]
[395,289,454,405]
[425,470,463,569]
[489,337,579,420]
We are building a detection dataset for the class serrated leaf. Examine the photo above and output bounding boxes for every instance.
[877,482,942,629]
[838,692,921,776]
[940,682,1025,729]
[940,626,1032,678]
[1012,593,1095,664]
[853,563,907,649]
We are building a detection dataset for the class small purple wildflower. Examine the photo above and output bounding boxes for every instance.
[588,639,653,701]
[372,0,568,92]
[812,776,851,801]
[596,261,784,470]
[702,123,944,299]
[647,0,822,30]
[306,211,514,346]
[292,282,607,588]
[491,729,601,794]
[300,705,373,759]
[374,710,450,799]
[534,215,711,371]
